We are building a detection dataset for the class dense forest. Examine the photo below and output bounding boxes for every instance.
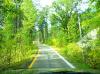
[0,0,100,73]
[0,0,38,69]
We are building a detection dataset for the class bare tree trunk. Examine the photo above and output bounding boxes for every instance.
[78,15,82,39]
[78,14,85,62]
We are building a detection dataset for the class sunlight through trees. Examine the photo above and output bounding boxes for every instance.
[0,0,100,72]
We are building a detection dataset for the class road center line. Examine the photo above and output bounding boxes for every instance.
[28,51,40,69]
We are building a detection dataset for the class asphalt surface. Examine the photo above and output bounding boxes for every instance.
[31,44,75,70]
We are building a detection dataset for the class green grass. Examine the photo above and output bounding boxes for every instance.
[0,69,37,74]
[0,45,38,71]
[52,43,91,70]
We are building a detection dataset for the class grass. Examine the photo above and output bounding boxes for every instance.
[0,45,38,73]
[0,69,37,74]
[52,44,91,70]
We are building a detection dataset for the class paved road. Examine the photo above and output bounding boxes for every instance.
[31,44,75,70]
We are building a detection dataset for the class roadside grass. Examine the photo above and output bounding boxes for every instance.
[52,43,91,70]
[0,44,38,73]
[0,69,37,74]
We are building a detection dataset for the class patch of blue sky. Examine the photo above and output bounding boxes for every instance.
[77,0,89,13]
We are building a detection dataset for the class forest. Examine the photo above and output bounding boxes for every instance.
[0,0,100,73]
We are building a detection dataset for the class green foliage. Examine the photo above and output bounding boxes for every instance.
[81,12,100,34]
[64,43,83,63]
[0,0,37,70]
[85,38,100,69]
[67,13,80,42]
[21,0,36,30]
[0,0,100,71]
[46,0,100,70]
[88,48,100,69]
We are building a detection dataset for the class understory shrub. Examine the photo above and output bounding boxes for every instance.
[63,43,83,63]
[87,48,100,69]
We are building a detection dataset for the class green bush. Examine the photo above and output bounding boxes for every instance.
[63,43,83,63]
[50,30,67,47]
[87,48,100,69]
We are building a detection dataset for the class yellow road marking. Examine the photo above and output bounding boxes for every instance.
[28,51,40,69]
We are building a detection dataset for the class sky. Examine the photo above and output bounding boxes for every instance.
[39,0,53,7]
[32,0,53,11]
[79,0,89,12]
[33,0,89,12]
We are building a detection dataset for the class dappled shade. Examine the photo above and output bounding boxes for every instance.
[0,0,100,73]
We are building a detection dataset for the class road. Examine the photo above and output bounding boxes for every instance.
[30,44,75,70]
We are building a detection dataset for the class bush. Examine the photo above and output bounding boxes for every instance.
[49,30,67,47]
[63,43,83,63]
[87,48,100,69]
